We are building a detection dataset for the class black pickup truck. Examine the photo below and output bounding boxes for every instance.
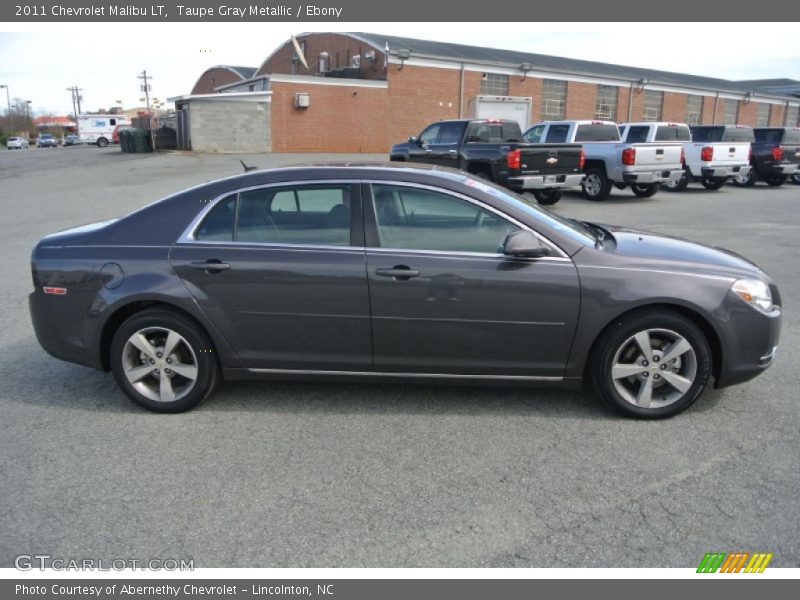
[733,127,800,187]
[389,119,584,205]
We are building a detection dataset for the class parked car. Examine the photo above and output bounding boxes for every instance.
[390,119,584,205]
[63,134,80,146]
[29,164,781,418]
[6,136,29,150]
[732,127,800,187]
[524,120,684,200]
[37,133,58,148]
[619,122,751,191]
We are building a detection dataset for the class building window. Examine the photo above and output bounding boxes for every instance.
[595,85,618,121]
[755,103,771,127]
[685,94,703,125]
[786,104,799,127]
[541,79,567,121]
[318,52,329,74]
[642,90,663,122]
[480,73,509,96]
[723,99,739,125]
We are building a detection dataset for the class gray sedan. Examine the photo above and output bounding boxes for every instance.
[28,164,781,418]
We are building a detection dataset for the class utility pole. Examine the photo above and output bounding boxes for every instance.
[137,69,155,151]
[67,86,83,137]
[0,84,12,134]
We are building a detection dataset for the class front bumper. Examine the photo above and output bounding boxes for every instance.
[508,173,584,190]
[622,168,684,185]
[701,165,750,179]
[715,289,782,388]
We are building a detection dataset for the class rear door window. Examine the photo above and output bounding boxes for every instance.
[437,121,467,144]
[195,195,237,242]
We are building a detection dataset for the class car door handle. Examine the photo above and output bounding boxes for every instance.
[449,149,457,154]
[190,260,230,272]
[425,149,433,153]
[375,266,420,280]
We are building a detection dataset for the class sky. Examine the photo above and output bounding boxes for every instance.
[1,22,798,116]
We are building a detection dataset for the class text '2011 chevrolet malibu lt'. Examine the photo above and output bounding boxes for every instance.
[29,164,781,418]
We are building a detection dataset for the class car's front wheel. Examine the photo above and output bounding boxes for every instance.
[590,310,711,419]
[664,170,688,192]
[733,168,757,187]
[631,184,659,198]
[792,172,800,185]
[701,177,726,190]
[765,175,786,187]
[110,308,219,412]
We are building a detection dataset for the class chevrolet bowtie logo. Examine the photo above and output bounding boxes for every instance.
[546,157,558,164]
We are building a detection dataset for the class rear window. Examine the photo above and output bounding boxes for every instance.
[755,128,800,144]
[655,125,691,141]
[575,124,620,142]
[693,126,754,143]
[624,126,650,143]
[465,121,522,143]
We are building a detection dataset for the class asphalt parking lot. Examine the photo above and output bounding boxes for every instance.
[1,146,798,568]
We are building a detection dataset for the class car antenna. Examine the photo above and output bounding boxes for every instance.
[239,159,258,172]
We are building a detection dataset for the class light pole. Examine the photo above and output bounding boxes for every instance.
[0,84,12,133]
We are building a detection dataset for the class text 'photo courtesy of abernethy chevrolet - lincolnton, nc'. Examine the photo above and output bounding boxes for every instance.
[29,161,781,418]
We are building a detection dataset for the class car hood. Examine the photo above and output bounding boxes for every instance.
[597,224,763,277]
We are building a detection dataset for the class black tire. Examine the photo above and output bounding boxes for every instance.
[96,137,109,148]
[792,173,800,185]
[532,189,562,205]
[110,308,219,413]
[631,184,659,198]
[701,177,726,190]
[472,168,493,181]
[733,167,757,187]
[581,167,611,201]
[765,175,786,187]
[589,309,712,419]
[664,169,689,192]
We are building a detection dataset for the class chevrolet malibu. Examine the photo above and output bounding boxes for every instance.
[29,164,781,417]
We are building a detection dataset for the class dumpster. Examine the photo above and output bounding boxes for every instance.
[154,126,177,150]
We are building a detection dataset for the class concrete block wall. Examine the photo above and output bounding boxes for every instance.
[188,99,271,153]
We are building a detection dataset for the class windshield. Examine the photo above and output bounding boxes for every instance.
[460,175,596,247]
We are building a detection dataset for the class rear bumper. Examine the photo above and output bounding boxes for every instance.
[622,168,684,185]
[776,163,800,175]
[700,165,750,179]
[507,173,584,190]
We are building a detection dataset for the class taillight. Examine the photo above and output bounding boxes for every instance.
[507,149,521,170]
[748,145,752,161]
[771,146,783,161]
[701,146,714,161]
[621,148,636,166]
[579,149,585,170]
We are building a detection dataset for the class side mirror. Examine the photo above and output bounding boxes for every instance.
[503,230,552,258]
[408,136,420,145]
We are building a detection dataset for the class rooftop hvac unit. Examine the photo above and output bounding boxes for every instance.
[294,93,310,108]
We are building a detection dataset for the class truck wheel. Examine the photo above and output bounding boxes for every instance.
[765,175,786,187]
[792,173,800,185]
[96,137,109,148]
[472,168,493,182]
[532,189,562,205]
[733,168,756,187]
[631,184,659,198]
[700,178,726,190]
[664,170,688,192]
[582,168,611,201]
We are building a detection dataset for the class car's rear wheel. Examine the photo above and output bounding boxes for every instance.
[792,172,800,185]
[765,175,786,187]
[97,137,109,148]
[110,309,219,412]
[733,168,757,187]
[664,169,688,192]
[532,189,562,205]
[631,184,659,198]
[582,168,611,201]
[701,177,726,190]
[590,310,711,419]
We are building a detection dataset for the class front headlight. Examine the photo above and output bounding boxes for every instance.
[731,279,773,312]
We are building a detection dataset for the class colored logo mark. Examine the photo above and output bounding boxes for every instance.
[697,552,773,573]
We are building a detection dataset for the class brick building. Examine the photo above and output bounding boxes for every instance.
[173,33,800,153]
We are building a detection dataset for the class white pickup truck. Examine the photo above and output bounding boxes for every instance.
[524,120,684,200]
[619,122,752,191]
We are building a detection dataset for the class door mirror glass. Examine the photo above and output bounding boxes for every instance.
[502,230,552,258]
